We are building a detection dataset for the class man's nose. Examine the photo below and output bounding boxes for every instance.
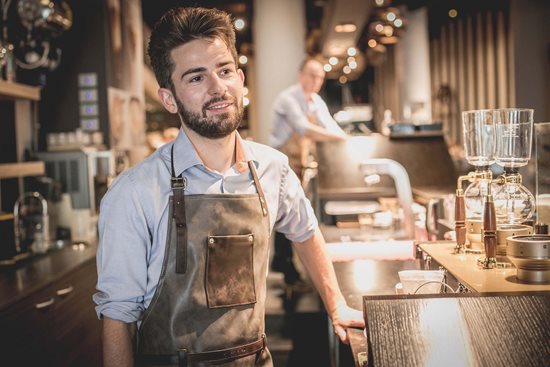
[208,74,228,96]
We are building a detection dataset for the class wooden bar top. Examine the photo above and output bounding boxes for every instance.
[418,242,550,293]
[363,293,550,366]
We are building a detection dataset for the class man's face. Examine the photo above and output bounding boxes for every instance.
[167,37,244,139]
[299,60,326,95]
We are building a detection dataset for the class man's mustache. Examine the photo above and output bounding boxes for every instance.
[203,95,236,111]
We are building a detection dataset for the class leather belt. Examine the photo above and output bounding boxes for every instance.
[138,334,266,366]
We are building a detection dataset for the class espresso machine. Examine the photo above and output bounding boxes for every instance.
[455,109,535,268]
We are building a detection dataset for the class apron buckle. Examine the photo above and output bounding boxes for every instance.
[171,176,187,190]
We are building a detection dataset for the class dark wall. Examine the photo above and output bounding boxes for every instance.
[38,0,111,150]
[510,0,550,122]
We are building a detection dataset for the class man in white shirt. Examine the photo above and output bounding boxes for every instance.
[270,58,347,175]
[269,58,347,287]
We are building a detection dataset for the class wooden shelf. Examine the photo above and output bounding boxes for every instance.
[0,80,41,101]
[0,161,45,179]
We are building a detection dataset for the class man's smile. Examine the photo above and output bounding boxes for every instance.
[203,98,235,115]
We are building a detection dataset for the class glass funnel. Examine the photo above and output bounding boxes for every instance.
[494,108,534,168]
[462,109,496,167]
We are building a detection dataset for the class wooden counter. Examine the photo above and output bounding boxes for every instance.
[418,242,550,293]
[0,242,97,310]
[0,243,101,366]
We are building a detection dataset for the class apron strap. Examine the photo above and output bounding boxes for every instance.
[248,161,268,217]
[171,145,188,274]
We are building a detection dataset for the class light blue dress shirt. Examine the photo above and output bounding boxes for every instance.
[269,84,346,148]
[94,128,318,323]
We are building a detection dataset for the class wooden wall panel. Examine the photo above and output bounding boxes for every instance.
[486,13,496,108]
[429,5,511,150]
[466,16,476,111]
[496,11,508,107]
[475,13,486,108]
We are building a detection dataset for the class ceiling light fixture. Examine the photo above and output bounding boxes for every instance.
[234,18,245,30]
[334,23,357,33]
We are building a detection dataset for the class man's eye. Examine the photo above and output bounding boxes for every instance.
[189,75,202,83]
[220,68,232,76]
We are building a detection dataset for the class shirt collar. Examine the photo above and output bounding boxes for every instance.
[166,127,259,176]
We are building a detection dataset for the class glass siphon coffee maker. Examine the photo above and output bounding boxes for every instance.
[455,108,535,268]
[492,109,536,224]
[455,110,498,254]
[490,109,535,260]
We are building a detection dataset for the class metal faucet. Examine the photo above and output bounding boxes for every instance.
[359,158,415,239]
[14,192,50,254]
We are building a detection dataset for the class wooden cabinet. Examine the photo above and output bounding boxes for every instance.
[0,249,102,366]
[0,281,57,365]
[54,260,102,366]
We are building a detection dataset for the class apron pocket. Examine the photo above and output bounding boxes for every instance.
[206,233,256,308]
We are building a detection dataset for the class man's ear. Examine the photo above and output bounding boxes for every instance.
[237,68,245,84]
[158,88,179,114]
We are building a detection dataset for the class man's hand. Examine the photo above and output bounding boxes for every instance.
[331,303,365,344]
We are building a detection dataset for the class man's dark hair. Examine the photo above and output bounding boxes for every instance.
[148,7,237,90]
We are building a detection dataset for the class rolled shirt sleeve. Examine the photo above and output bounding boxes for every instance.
[93,172,150,323]
[275,94,310,135]
[273,161,318,243]
[270,92,311,148]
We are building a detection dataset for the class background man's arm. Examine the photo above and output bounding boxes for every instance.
[277,96,346,143]
[292,228,365,343]
[103,317,136,367]
[303,122,347,142]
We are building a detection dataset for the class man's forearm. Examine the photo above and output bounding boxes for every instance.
[304,124,347,142]
[103,317,136,367]
[293,228,346,317]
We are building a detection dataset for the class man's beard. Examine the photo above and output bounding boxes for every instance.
[175,95,243,139]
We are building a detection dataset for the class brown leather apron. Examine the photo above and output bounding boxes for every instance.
[136,146,272,367]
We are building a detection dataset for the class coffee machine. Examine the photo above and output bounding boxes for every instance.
[455,108,535,268]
